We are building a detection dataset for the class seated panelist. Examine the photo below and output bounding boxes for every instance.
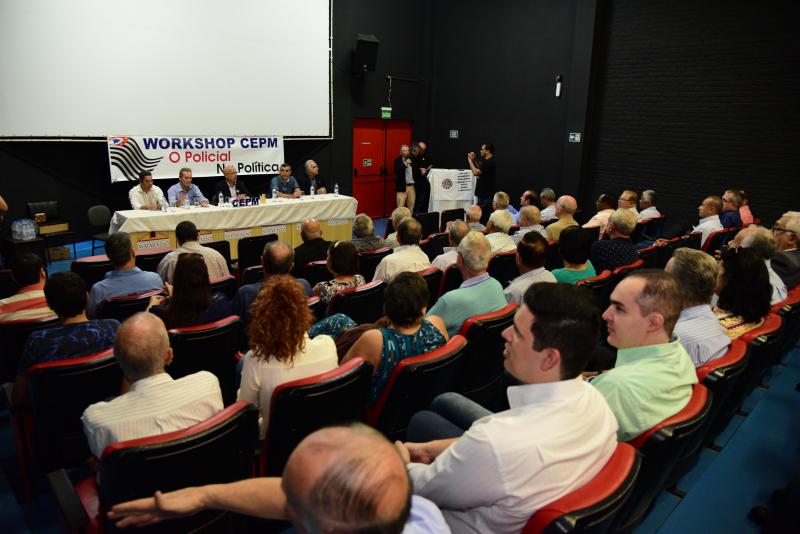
[128,170,166,210]
[212,165,250,204]
[167,167,208,207]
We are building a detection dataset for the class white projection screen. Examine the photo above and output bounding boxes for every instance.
[0,0,332,138]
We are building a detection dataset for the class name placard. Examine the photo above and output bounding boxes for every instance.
[137,238,170,250]
[327,218,349,226]
[224,228,253,240]
[198,233,213,244]
[261,225,287,235]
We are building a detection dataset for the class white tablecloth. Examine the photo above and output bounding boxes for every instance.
[109,194,358,234]
[427,168,476,213]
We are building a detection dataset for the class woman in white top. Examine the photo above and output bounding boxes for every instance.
[238,275,338,437]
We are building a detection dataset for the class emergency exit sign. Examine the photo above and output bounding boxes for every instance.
[381,106,392,119]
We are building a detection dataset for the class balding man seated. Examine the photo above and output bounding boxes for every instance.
[512,205,548,244]
[373,217,431,281]
[433,220,470,271]
[386,206,412,248]
[589,209,639,273]
[772,211,800,289]
[504,232,556,305]
[466,204,485,232]
[108,424,449,533]
[693,195,724,248]
[427,231,507,336]
[212,165,250,204]
[592,270,698,441]
[291,219,331,278]
[485,210,516,253]
[545,195,579,242]
[492,191,519,222]
[351,213,387,251]
[732,226,787,304]
[81,313,223,458]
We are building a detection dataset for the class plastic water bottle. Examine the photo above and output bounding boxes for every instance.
[334,182,339,195]
[162,200,168,213]
[272,189,278,199]
[218,192,224,206]
[310,182,315,196]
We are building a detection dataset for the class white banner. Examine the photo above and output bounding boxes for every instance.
[107,135,285,183]
[429,168,475,201]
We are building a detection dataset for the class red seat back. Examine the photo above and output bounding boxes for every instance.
[0,315,60,382]
[358,247,392,281]
[702,227,739,252]
[440,208,465,232]
[134,247,174,273]
[99,289,163,322]
[695,340,749,445]
[304,260,332,288]
[487,250,519,287]
[414,211,440,238]
[71,255,114,288]
[328,279,385,325]
[417,267,443,308]
[577,270,614,311]
[209,274,237,299]
[420,232,449,262]
[438,263,464,296]
[237,234,278,272]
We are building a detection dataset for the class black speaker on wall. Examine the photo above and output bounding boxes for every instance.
[354,34,379,73]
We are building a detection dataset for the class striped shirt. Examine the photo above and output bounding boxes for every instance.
[0,283,54,322]
[674,304,731,366]
[81,371,223,458]
[504,268,557,305]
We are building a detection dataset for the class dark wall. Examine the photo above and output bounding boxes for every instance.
[588,0,800,227]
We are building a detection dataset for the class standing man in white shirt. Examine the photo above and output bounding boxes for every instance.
[128,171,166,210]
[694,195,724,248]
[394,145,416,211]
[373,217,431,281]
[82,313,223,458]
[397,282,618,533]
[638,190,661,220]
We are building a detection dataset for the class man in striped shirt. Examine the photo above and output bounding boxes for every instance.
[0,253,53,322]
[81,313,223,458]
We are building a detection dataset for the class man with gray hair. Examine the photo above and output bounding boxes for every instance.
[466,204,485,232]
[427,231,507,336]
[299,159,328,195]
[81,313,223,458]
[772,211,800,288]
[433,219,469,271]
[373,217,431,281]
[212,165,250,204]
[539,188,557,222]
[485,209,516,252]
[545,195,579,242]
[512,205,548,244]
[386,206,412,248]
[492,191,519,222]
[638,190,660,220]
[394,144,415,211]
[351,213,386,251]
[666,248,730,366]
[589,209,639,273]
[720,190,743,228]
[731,226,787,304]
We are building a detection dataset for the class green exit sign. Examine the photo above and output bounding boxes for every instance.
[381,106,392,119]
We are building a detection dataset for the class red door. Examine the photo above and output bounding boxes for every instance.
[352,119,412,218]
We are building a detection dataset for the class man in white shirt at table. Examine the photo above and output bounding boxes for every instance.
[128,171,166,210]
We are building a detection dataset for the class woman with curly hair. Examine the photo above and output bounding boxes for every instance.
[312,240,365,303]
[237,275,337,436]
[714,247,772,339]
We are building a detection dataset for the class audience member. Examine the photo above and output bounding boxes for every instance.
[233,241,312,325]
[373,218,431,281]
[638,190,661,220]
[427,231,507,336]
[693,195,724,248]
[592,270,698,441]
[107,424,447,533]
[517,189,539,224]
[739,189,754,226]
[665,248,730,366]
[212,165,249,204]
[157,221,230,283]
[552,227,597,284]
[128,170,166,210]
[82,313,223,458]
[433,220,470,271]
[589,209,638,274]
[545,195,579,242]
[394,144,415,211]
[12,272,119,408]
[504,232,555,304]
[332,272,448,403]
[291,219,331,278]
[539,188,557,222]
[167,167,208,207]
[732,226,787,304]
[583,193,615,238]
[386,207,412,248]
[88,232,163,318]
[398,283,617,533]
[714,248,772,339]
[269,163,302,198]
[351,213,386,251]
[313,241,366,303]
[485,210,516,253]
[512,205,548,244]
[239,276,337,437]
[0,253,53,321]
[148,253,232,328]
[492,191,519,222]
[720,190,744,228]
[771,211,800,288]
[618,190,639,217]
[466,204,485,231]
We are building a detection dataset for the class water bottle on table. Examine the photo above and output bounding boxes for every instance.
[334,183,339,195]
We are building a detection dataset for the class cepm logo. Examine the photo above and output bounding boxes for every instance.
[109,137,164,181]
[441,178,454,190]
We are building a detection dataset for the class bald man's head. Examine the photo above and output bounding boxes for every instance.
[114,313,172,382]
[555,195,577,217]
[282,424,411,533]
[301,219,322,241]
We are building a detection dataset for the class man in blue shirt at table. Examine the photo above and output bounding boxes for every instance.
[167,167,209,207]
[270,163,302,198]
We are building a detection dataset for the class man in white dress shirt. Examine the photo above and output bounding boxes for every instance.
[504,232,556,304]
[638,190,661,220]
[732,226,788,304]
[397,283,618,533]
[582,193,615,238]
[373,217,431,281]
[484,210,516,253]
[539,188,557,222]
[128,171,166,210]
[157,221,230,283]
[433,220,469,271]
[693,195,724,248]
[512,205,548,244]
[82,313,223,458]
[466,204,485,232]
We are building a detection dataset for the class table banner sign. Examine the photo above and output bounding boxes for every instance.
[430,169,475,201]
[137,238,170,250]
[107,135,285,183]
[262,225,287,235]
[224,228,253,240]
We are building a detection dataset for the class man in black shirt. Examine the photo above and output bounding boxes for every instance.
[291,219,331,278]
[467,142,496,224]
[414,141,433,214]
[298,160,330,195]
[212,165,250,204]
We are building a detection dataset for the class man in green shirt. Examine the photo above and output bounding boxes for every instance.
[591,270,697,441]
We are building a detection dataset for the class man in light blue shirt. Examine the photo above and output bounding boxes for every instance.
[87,232,164,318]
[427,231,508,336]
[270,163,301,198]
[666,248,730,366]
[167,167,208,207]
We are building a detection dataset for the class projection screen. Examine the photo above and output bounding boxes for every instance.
[0,0,332,138]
